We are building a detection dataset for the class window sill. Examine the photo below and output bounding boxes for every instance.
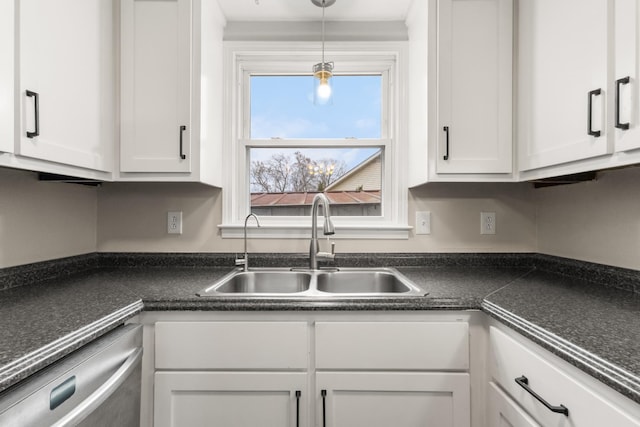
[218,223,411,239]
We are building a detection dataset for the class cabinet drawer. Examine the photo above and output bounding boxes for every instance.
[315,322,468,370]
[489,326,640,427]
[488,381,540,427]
[155,322,308,369]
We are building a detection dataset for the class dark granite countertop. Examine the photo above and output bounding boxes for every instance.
[0,253,638,406]
[483,269,640,404]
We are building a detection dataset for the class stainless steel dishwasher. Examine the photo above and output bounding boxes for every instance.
[0,324,142,427]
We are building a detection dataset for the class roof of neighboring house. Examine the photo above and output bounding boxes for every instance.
[251,191,381,207]
[325,151,381,192]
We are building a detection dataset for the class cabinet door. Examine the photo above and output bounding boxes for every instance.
[120,0,191,173]
[0,0,13,154]
[518,0,609,171]
[437,0,513,174]
[614,0,640,152]
[316,372,470,427]
[154,372,307,427]
[18,0,113,171]
[488,382,541,427]
[490,327,640,427]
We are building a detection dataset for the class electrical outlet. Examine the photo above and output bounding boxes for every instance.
[480,212,496,235]
[416,211,431,235]
[168,211,182,234]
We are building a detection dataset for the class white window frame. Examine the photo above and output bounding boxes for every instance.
[219,41,409,239]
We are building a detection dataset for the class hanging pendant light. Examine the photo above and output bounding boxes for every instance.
[312,0,335,105]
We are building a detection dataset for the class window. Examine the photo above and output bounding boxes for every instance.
[250,74,383,217]
[221,42,409,238]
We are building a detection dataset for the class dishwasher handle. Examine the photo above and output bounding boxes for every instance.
[51,347,143,427]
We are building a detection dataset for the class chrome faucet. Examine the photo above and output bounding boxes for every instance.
[236,213,260,272]
[309,193,335,270]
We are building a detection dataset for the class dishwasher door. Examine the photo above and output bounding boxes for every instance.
[0,323,142,427]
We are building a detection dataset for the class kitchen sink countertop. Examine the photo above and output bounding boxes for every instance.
[0,252,638,405]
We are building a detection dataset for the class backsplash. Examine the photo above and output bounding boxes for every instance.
[96,180,537,254]
[0,169,97,268]
[1,166,639,271]
[536,166,640,270]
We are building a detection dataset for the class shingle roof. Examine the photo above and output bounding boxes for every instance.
[251,191,381,207]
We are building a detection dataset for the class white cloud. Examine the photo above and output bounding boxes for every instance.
[354,118,377,130]
[251,114,330,139]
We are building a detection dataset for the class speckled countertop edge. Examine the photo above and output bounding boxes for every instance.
[482,300,640,404]
[0,300,143,393]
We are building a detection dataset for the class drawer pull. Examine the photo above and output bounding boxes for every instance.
[179,125,187,159]
[587,88,602,137]
[515,376,569,416]
[616,76,630,130]
[295,390,301,427]
[321,389,327,427]
[26,90,40,138]
[443,126,450,160]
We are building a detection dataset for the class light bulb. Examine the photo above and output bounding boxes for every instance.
[316,79,332,102]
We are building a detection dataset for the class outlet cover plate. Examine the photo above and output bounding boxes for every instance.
[416,211,431,235]
[480,212,496,235]
[168,211,183,234]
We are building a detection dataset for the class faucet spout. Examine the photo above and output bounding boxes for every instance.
[310,193,335,270]
[236,213,260,272]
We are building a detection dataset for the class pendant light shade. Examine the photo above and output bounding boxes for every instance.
[312,0,335,105]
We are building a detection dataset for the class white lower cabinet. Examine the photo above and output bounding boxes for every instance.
[315,320,470,427]
[317,372,470,427]
[488,381,541,427]
[148,314,472,427]
[489,325,640,427]
[154,372,307,427]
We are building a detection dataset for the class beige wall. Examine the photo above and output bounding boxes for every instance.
[0,168,97,268]
[6,164,638,270]
[97,180,537,254]
[97,182,221,253]
[535,166,640,270]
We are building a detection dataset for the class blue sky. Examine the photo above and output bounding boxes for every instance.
[250,75,382,170]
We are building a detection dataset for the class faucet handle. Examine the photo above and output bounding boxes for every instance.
[235,256,247,266]
[316,252,335,261]
[317,240,336,261]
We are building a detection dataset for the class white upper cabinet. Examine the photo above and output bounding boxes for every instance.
[517,0,609,173]
[614,0,640,153]
[436,0,513,175]
[119,0,224,185]
[120,0,192,173]
[17,0,114,173]
[407,0,514,185]
[0,0,14,155]
[517,0,640,179]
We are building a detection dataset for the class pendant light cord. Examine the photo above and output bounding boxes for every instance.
[321,0,326,64]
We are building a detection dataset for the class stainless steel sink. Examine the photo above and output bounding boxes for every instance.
[197,270,312,296]
[198,267,426,298]
[316,270,415,294]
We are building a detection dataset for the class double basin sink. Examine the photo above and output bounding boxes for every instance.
[197,267,426,298]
